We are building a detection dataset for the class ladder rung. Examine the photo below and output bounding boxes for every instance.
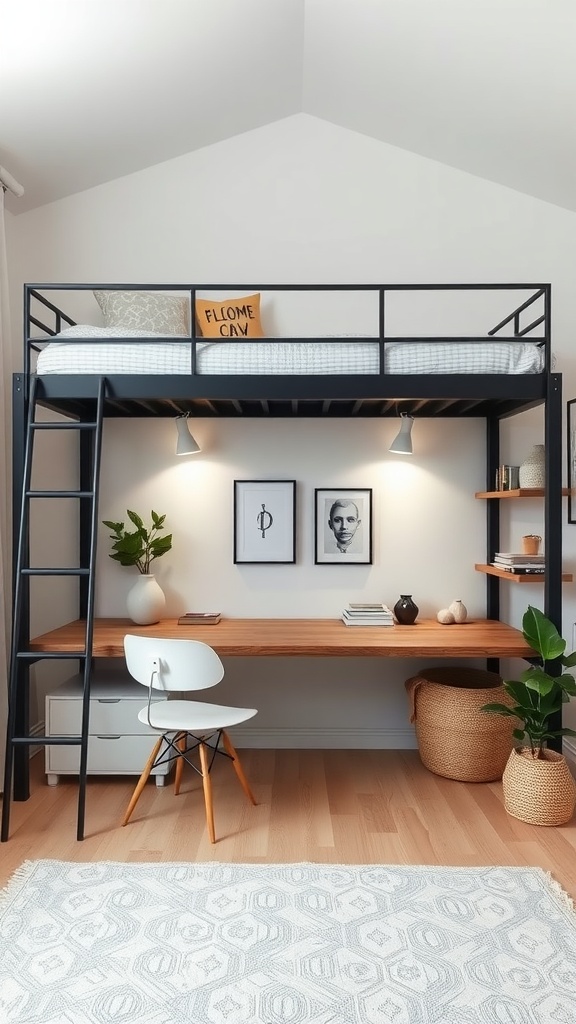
[21,568,91,576]
[12,736,83,746]
[26,490,95,498]
[17,651,87,660]
[31,422,97,430]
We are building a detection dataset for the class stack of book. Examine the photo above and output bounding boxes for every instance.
[177,611,221,625]
[341,603,395,626]
[492,553,545,575]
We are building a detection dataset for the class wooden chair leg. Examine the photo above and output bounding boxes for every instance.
[198,741,216,844]
[222,730,257,805]
[122,735,164,826]
[174,732,187,796]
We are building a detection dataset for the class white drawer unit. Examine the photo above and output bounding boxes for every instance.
[45,674,171,786]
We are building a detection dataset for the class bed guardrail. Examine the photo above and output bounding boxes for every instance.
[23,282,552,378]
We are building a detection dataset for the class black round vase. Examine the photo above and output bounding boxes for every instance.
[394,594,419,625]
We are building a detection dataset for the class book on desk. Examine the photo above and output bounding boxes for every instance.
[341,603,394,626]
[177,612,221,625]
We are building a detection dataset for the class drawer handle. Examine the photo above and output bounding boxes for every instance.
[97,699,121,704]
[96,735,121,740]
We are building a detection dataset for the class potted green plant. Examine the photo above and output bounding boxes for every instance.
[102,510,173,625]
[481,605,576,825]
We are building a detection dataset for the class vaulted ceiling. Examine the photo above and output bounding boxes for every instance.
[2,0,575,215]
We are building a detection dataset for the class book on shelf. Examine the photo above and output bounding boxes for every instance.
[491,557,545,565]
[490,563,545,575]
[493,559,545,570]
[177,612,221,625]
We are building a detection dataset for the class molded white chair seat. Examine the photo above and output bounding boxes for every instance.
[122,633,258,843]
[138,700,257,732]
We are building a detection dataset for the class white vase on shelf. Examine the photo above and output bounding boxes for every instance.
[126,574,166,625]
[518,444,545,488]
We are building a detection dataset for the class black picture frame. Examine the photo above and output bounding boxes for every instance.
[568,400,576,523]
[234,480,296,563]
[314,488,373,564]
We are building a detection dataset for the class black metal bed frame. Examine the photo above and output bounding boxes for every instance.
[2,280,565,841]
[23,281,551,418]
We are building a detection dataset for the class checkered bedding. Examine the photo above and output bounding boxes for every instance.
[34,325,545,376]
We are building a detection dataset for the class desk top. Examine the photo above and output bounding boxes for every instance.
[30,617,533,658]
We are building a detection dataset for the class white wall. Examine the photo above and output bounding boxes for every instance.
[6,114,576,745]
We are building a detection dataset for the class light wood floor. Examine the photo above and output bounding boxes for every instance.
[1,750,575,899]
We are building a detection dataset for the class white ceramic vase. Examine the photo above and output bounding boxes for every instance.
[126,574,166,625]
[448,599,467,623]
[518,444,545,488]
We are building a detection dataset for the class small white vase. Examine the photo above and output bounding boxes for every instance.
[518,444,545,488]
[448,599,467,623]
[126,574,166,625]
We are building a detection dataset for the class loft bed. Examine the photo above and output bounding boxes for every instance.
[2,281,565,842]
[23,282,553,418]
[15,279,565,631]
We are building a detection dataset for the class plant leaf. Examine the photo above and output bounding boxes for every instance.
[504,680,538,706]
[558,673,576,696]
[521,667,556,696]
[522,605,565,662]
[102,519,124,534]
[127,510,144,530]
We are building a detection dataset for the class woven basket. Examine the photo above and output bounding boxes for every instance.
[405,666,515,782]
[502,747,576,825]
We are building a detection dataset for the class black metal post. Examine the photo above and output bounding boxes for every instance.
[544,372,563,750]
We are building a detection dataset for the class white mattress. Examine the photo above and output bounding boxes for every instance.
[34,325,545,376]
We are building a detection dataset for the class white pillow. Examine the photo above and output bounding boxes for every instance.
[94,290,189,336]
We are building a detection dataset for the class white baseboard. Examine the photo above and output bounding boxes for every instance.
[30,719,417,751]
[231,727,419,749]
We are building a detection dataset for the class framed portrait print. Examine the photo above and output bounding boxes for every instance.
[234,480,296,563]
[568,400,576,523]
[314,488,372,564]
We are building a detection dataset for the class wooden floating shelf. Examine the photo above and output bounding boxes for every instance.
[475,563,573,583]
[475,488,570,499]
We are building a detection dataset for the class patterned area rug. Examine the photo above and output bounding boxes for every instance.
[1,860,575,1024]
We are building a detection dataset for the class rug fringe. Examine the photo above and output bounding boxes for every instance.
[541,868,576,921]
[0,859,37,910]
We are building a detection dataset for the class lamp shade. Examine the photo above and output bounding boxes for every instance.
[175,415,200,456]
[389,414,414,455]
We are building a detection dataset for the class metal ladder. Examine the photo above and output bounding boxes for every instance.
[1,375,106,841]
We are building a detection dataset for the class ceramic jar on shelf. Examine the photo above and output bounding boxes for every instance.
[394,595,419,625]
[518,444,545,488]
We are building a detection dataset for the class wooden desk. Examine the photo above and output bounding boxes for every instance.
[30,617,534,659]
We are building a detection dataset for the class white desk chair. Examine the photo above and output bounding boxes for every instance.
[122,634,257,843]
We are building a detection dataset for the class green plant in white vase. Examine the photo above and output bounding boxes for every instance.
[102,510,173,625]
[103,510,172,573]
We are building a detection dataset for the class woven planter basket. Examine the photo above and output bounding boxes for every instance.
[502,747,576,826]
[405,666,515,782]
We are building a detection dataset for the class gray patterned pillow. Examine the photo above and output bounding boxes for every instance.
[94,290,189,335]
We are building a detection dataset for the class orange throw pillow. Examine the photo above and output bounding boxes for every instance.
[195,293,264,339]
